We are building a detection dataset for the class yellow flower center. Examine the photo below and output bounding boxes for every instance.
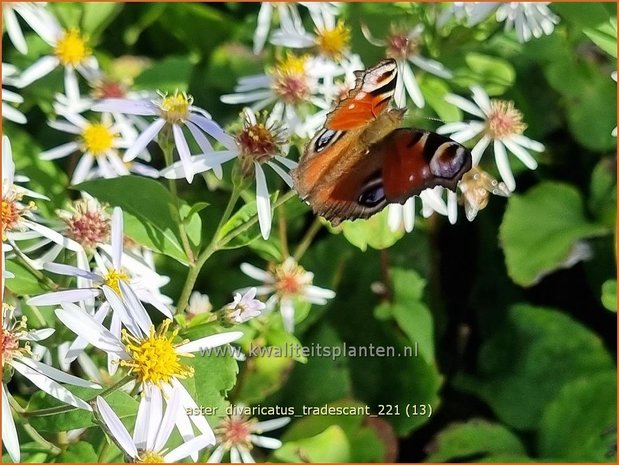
[136,451,165,463]
[120,320,194,388]
[103,269,129,294]
[2,193,33,239]
[54,28,91,67]
[486,100,526,140]
[270,55,311,104]
[315,20,351,61]
[158,92,192,124]
[81,123,115,156]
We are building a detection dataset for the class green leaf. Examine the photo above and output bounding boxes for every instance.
[538,371,617,461]
[179,203,203,248]
[601,280,617,312]
[29,388,137,432]
[456,304,614,430]
[455,53,515,95]
[5,261,47,296]
[133,56,193,92]
[583,18,617,58]
[552,3,611,28]
[81,3,123,41]
[421,76,462,122]
[341,209,404,251]
[74,176,190,264]
[425,419,528,462]
[56,442,98,463]
[500,182,608,287]
[274,425,351,462]
[383,269,435,364]
[589,157,617,228]
[215,197,276,249]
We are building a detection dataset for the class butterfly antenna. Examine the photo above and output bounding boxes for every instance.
[424,116,445,124]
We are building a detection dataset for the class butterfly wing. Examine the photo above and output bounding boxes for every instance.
[325,58,398,131]
[301,128,473,225]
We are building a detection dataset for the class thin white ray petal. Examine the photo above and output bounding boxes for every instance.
[493,140,516,191]
[250,434,282,449]
[124,119,165,162]
[40,142,79,160]
[96,397,138,458]
[252,416,291,432]
[15,356,100,389]
[502,138,538,169]
[165,434,215,462]
[27,288,100,306]
[2,384,20,462]
[177,331,243,354]
[254,162,272,240]
[444,94,485,118]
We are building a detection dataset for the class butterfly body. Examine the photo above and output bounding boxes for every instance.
[292,59,472,225]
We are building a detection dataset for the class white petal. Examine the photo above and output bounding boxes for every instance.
[124,119,165,162]
[509,134,545,152]
[2,103,26,124]
[471,135,491,165]
[252,416,291,433]
[4,7,28,54]
[436,121,470,134]
[171,379,216,441]
[230,446,242,463]
[207,445,226,463]
[401,62,424,108]
[250,434,282,449]
[17,55,59,87]
[153,388,180,452]
[493,140,516,191]
[172,124,195,183]
[92,99,157,116]
[177,331,243,354]
[2,384,20,462]
[55,303,126,355]
[447,190,458,224]
[11,359,91,410]
[188,115,237,152]
[502,138,538,170]
[133,384,153,450]
[72,154,95,185]
[64,67,80,105]
[65,303,110,364]
[253,3,273,54]
[27,288,100,306]
[22,328,55,342]
[102,284,147,338]
[254,162,272,240]
[240,262,274,282]
[238,446,256,463]
[447,123,485,144]
[280,298,295,333]
[409,55,453,79]
[470,86,492,115]
[165,434,214,462]
[419,188,448,216]
[43,262,102,281]
[118,281,153,336]
[96,397,138,458]
[402,197,416,233]
[15,356,100,389]
[220,90,274,105]
[444,94,485,119]
[266,161,293,187]
[40,142,79,160]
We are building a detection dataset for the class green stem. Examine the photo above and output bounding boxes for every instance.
[162,141,195,264]
[175,190,298,313]
[11,242,58,290]
[8,396,61,455]
[22,375,134,418]
[293,217,322,261]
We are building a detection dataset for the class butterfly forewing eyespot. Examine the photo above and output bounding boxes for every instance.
[314,129,343,153]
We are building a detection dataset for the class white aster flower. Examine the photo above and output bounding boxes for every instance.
[2,63,26,124]
[2,136,85,265]
[207,406,290,463]
[253,3,304,54]
[437,85,544,191]
[362,23,452,108]
[221,54,330,138]
[239,257,335,332]
[1,304,100,463]
[162,108,296,240]
[41,112,132,184]
[223,288,266,324]
[270,4,351,63]
[28,208,172,318]
[467,2,559,43]
[437,2,475,28]
[2,2,59,54]
[92,91,236,183]
[96,390,213,463]
[55,301,243,455]
[17,25,100,106]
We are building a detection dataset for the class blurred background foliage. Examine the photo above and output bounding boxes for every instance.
[3,2,617,462]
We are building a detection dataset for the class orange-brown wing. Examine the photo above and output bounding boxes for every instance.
[381,129,473,202]
[325,58,398,131]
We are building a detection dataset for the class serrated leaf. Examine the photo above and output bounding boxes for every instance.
[500,182,608,286]
[456,304,614,430]
[425,419,527,462]
[539,371,617,461]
